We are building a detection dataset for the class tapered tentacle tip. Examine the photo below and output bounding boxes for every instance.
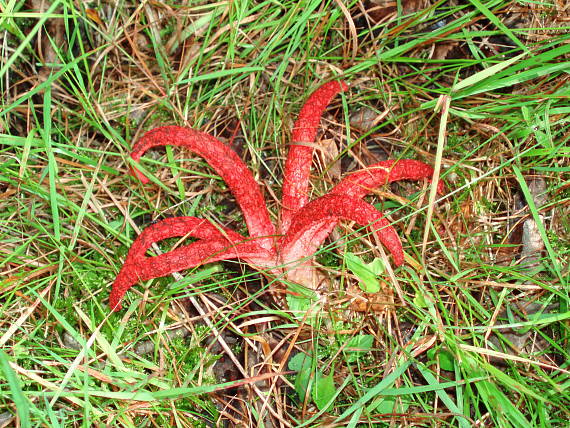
[109,288,123,312]
[109,282,126,312]
[375,228,404,267]
[322,80,348,95]
[129,159,150,184]
[109,299,123,312]
[393,251,404,267]
[109,266,139,312]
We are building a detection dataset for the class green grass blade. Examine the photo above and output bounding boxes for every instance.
[0,350,31,428]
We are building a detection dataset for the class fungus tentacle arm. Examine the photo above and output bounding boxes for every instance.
[280,81,348,233]
[293,159,447,260]
[110,229,275,311]
[130,126,275,250]
[280,194,404,271]
[332,159,446,197]
[125,217,250,263]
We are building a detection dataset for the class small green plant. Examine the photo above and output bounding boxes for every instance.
[288,333,374,411]
[288,352,335,411]
[344,252,386,293]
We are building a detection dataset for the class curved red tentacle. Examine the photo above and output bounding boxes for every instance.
[122,217,249,264]
[332,159,446,197]
[109,218,275,311]
[280,81,348,234]
[280,194,404,271]
[130,126,275,251]
[296,159,446,265]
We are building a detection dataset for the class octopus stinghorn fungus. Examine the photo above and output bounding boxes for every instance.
[110,81,445,312]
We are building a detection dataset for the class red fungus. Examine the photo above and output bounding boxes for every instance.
[282,160,447,272]
[280,81,348,233]
[332,159,446,197]
[130,126,275,251]
[110,80,445,311]
[280,194,405,267]
[109,217,275,310]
